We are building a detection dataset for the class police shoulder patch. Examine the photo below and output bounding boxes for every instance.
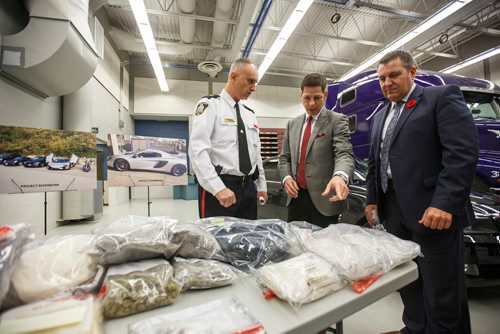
[242,104,254,113]
[195,102,209,115]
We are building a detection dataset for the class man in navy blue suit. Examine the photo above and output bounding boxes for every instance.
[365,50,478,334]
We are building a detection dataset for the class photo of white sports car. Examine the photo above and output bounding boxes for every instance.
[108,149,187,176]
[47,153,79,170]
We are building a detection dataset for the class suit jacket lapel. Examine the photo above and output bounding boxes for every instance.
[290,114,307,167]
[373,102,391,158]
[390,85,423,144]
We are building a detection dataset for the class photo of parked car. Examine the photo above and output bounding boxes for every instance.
[0,152,21,164]
[258,157,500,286]
[3,156,30,166]
[47,153,78,170]
[0,125,96,194]
[23,156,49,168]
[107,149,187,176]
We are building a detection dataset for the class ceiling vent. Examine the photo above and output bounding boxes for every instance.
[198,61,223,78]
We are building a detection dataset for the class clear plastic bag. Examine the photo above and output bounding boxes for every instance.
[90,215,181,264]
[2,264,105,312]
[10,234,97,304]
[257,252,345,309]
[128,296,265,334]
[170,222,225,261]
[302,224,421,281]
[284,221,322,256]
[172,257,245,290]
[101,259,182,318]
[71,265,106,296]
[197,217,297,272]
[0,295,101,334]
[92,215,175,233]
[0,224,34,307]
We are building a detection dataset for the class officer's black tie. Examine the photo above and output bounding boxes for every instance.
[235,103,252,175]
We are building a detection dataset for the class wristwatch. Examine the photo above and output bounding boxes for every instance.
[334,173,349,184]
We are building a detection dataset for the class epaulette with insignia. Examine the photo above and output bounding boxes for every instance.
[202,94,220,99]
[242,104,254,113]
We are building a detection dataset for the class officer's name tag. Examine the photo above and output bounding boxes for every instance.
[223,118,235,124]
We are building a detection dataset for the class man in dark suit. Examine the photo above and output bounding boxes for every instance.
[279,73,354,228]
[365,50,478,333]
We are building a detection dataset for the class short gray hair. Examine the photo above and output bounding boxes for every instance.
[378,50,415,70]
[229,58,255,73]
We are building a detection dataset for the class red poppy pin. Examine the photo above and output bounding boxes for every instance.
[406,100,417,108]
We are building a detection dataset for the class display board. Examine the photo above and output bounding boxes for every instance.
[0,125,96,194]
[107,134,188,187]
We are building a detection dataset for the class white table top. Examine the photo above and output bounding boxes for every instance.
[105,260,418,334]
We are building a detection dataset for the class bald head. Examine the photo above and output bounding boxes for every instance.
[225,58,258,101]
[229,58,256,74]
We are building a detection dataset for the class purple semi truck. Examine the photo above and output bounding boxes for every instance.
[327,70,500,194]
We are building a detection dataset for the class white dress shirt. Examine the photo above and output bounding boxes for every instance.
[189,89,266,195]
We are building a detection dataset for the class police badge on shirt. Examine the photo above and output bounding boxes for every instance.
[195,102,208,116]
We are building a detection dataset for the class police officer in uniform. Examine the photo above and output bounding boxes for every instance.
[189,58,268,219]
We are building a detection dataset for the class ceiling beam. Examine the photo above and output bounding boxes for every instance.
[256,25,458,58]
[252,49,355,66]
[114,6,238,24]
[257,25,384,46]
[331,0,500,36]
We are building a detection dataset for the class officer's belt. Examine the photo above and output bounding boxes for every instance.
[219,174,254,183]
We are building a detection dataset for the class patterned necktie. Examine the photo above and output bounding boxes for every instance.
[235,103,252,175]
[297,116,312,189]
[380,102,403,192]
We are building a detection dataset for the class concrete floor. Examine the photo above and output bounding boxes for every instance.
[52,198,500,334]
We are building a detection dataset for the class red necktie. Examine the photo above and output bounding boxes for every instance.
[297,116,312,189]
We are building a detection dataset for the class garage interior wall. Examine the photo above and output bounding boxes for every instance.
[134,77,304,120]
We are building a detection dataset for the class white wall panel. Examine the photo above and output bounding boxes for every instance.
[91,77,134,142]
[133,78,303,122]
[131,185,172,199]
[257,117,293,129]
[93,37,129,111]
[63,79,93,132]
[134,78,209,116]
[0,192,61,236]
[246,85,303,119]
[108,187,130,206]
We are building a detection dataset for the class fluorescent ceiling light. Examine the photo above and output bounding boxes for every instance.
[258,0,314,82]
[129,0,169,92]
[338,0,473,82]
[441,46,500,73]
